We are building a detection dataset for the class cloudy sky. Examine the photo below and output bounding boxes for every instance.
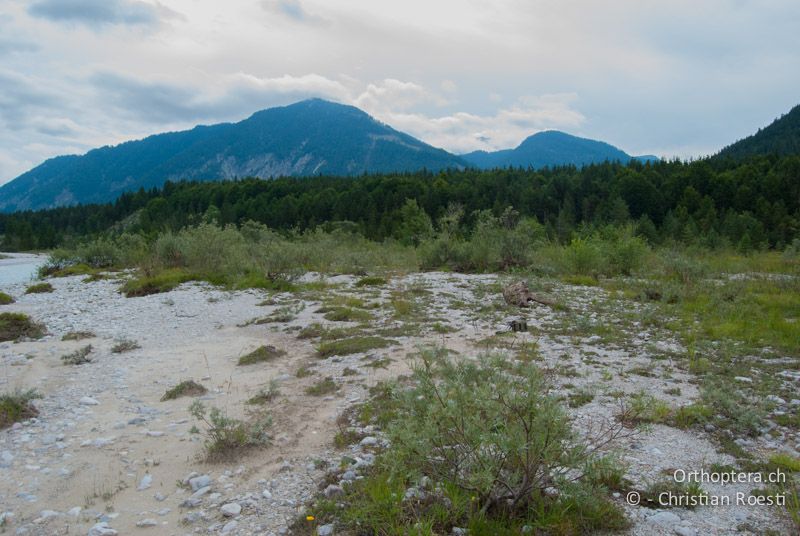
[0,0,799,184]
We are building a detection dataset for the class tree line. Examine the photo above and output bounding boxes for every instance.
[1,154,798,252]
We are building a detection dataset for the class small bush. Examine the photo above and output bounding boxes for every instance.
[0,292,14,305]
[305,377,338,396]
[355,276,387,287]
[62,331,95,341]
[161,380,207,401]
[111,339,140,353]
[189,400,271,460]
[25,282,54,294]
[62,345,92,365]
[0,313,45,342]
[317,337,396,358]
[0,389,41,429]
[238,345,286,365]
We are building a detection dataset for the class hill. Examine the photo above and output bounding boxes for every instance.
[716,104,800,160]
[0,99,466,212]
[462,130,657,169]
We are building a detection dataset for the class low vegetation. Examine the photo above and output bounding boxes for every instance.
[305,349,629,534]
[238,345,286,365]
[189,400,271,460]
[161,380,207,401]
[62,330,95,341]
[61,345,93,365]
[305,377,338,396]
[317,336,396,358]
[25,282,54,294]
[111,339,140,353]
[0,312,45,342]
[247,381,280,405]
[0,389,41,429]
[0,292,14,305]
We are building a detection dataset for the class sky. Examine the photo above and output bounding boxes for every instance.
[0,0,799,185]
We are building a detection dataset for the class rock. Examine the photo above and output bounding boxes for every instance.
[137,474,152,491]
[403,487,424,501]
[261,489,272,500]
[647,511,681,527]
[79,397,100,406]
[153,492,166,502]
[674,526,696,536]
[766,395,786,405]
[188,474,211,491]
[180,498,202,508]
[452,528,468,536]
[135,519,157,527]
[359,436,379,446]
[324,484,345,498]
[341,470,357,481]
[222,520,238,534]
[734,376,752,384]
[220,503,241,517]
[67,507,81,518]
[191,486,211,498]
[317,524,335,536]
[88,522,118,536]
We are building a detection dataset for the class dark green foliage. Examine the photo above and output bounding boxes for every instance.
[2,152,797,252]
[161,380,207,401]
[0,292,14,305]
[717,104,800,160]
[0,312,45,341]
[25,282,53,294]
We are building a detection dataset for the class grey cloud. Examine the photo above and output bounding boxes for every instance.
[0,71,63,129]
[0,39,39,56]
[28,0,163,27]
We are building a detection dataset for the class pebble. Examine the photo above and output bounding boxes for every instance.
[674,526,697,536]
[220,503,242,517]
[359,436,378,446]
[137,474,152,491]
[79,397,100,406]
[135,518,158,527]
[317,524,334,536]
[88,522,118,536]
[189,474,212,491]
[324,484,345,498]
[222,520,238,533]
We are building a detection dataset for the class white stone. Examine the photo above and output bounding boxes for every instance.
[137,474,152,491]
[79,397,100,406]
[220,503,241,517]
[88,522,118,536]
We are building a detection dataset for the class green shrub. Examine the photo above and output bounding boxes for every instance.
[305,377,338,396]
[321,306,373,322]
[0,313,45,342]
[161,380,207,401]
[25,282,54,294]
[62,331,95,341]
[238,345,286,365]
[61,345,92,365]
[0,389,41,429]
[355,276,387,287]
[247,381,280,405]
[189,400,271,460]
[121,268,194,297]
[0,292,14,305]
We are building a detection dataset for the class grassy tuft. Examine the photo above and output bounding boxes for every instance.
[0,292,14,305]
[62,330,95,341]
[238,345,286,365]
[0,389,41,429]
[247,381,280,405]
[0,312,45,342]
[25,282,54,294]
[321,306,373,323]
[161,380,208,401]
[111,339,140,353]
[317,336,396,358]
[121,268,194,297]
[305,377,338,396]
[189,400,271,461]
[355,276,387,287]
[61,345,92,365]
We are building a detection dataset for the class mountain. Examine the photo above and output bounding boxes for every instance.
[716,104,800,160]
[0,99,466,212]
[462,130,657,169]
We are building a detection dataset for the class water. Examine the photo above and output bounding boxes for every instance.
[0,254,46,286]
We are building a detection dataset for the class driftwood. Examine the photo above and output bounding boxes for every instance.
[502,281,559,309]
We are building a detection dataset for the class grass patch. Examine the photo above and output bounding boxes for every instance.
[121,268,194,297]
[0,292,14,305]
[317,336,396,358]
[62,345,92,365]
[62,330,95,341]
[296,365,315,378]
[111,339,140,353]
[321,306,373,323]
[238,345,286,365]
[568,389,595,408]
[0,389,41,429]
[0,312,45,342]
[25,282,54,294]
[161,380,207,401]
[247,381,280,405]
[305,377,338,396]
[355,276,387,287]
[431,322,457,334]
[769,453,800,473]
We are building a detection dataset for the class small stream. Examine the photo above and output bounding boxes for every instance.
[0,253,47,286]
